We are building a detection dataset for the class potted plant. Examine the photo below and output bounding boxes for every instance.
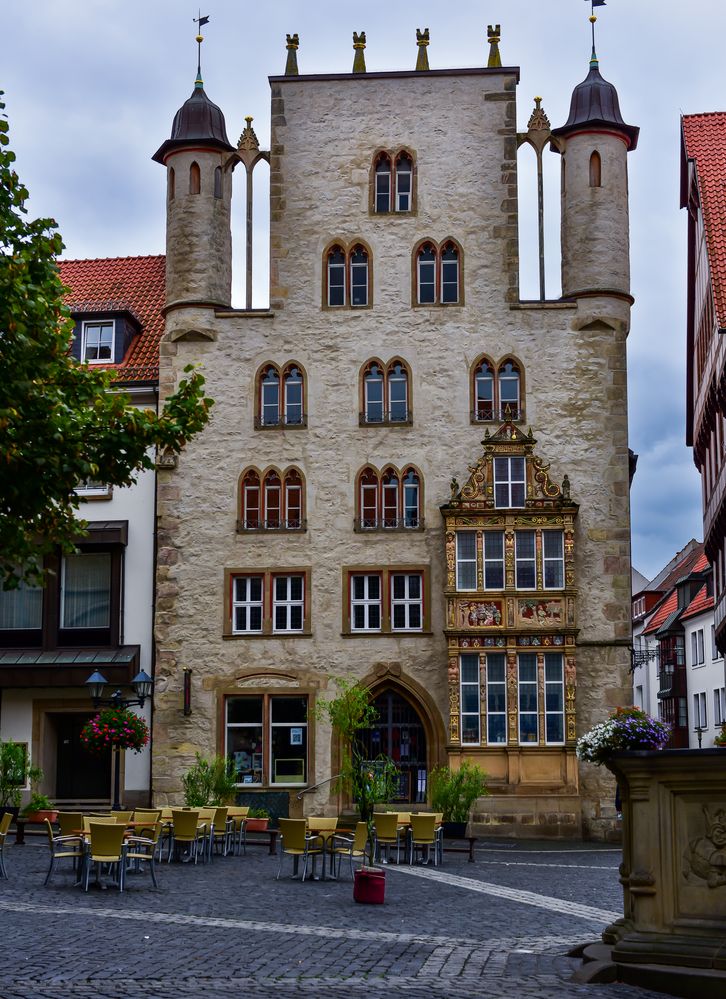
[182,753,238,806]
[20,792,57,824]
[576,706,671,765]
[0,739,43,822]
[245,807,270,831]
[714,723,726,748]
[429,761,489,838]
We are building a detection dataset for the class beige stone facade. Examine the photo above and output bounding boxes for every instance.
[152,57,635,839]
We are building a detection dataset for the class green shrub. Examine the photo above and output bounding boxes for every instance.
[182,753,237,806]
[429,762,488,823]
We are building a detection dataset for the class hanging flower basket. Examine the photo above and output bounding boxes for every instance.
[576,706,671,766]
[80,707,149,754]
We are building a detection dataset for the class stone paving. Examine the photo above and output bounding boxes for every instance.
[0,836,667,999]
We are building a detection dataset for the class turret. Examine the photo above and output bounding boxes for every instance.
[153,57,235,310]
[552,50,639,301]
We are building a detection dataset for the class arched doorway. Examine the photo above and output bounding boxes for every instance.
[359,688,428,803]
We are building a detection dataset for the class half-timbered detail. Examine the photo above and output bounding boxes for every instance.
[441,422,579,807]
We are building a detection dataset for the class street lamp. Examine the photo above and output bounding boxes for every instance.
[84,669,154,810]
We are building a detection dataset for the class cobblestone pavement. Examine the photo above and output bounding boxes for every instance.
[0,838,666,999]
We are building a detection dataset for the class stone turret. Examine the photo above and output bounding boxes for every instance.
[153,74,235,312]
[552,51,639,301]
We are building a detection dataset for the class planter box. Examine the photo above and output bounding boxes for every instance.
[442,821,468,839]
[245,818,269,832]
[353,866,385,904]
[23,810,58,824]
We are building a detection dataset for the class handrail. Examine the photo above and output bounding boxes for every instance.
[295,774,342,800]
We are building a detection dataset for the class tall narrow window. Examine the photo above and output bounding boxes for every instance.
[0,577,42,630]
[360,468,379,529]
[460,653,481,744]
[395,153,412,212]
[327,246,346,307]
[494,457,526,508]
[189,161,201,195]
[456,532,477,591]
[544,654,564,743]
[60,553,111,629]
[518,653,538,743]
[381,470,399,528]
[261,367,280,426]
[168,167,175,201]
[543,531,565,589]
[214,165,223,199]
[589,150,601,188]
[350,245,369,307]
[402,469,420,528]
[498,361,520,420]
[264,472,282,529]
[364,364,385,423]
[284,469,303,529]
[391,573,423,631]
[351,574,382,632]
[283,366,304,426]
[388,362,408,422]
[474,359,495,421]
[417,244,437,304]
[232,576,264,634]
[486,653,507,744]
[483,532,505,589]
[273,575,304,633]
[515,531,536,589]
[375,154,392,212]
[441,242,459,304]
[242,470,261,528]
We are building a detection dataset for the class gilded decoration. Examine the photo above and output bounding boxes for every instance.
[457,599,503,628]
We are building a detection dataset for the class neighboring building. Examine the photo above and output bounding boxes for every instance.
[151,31,638,839]
[680,578,725,748]
[0,256,163,808]
[682,114,726,651]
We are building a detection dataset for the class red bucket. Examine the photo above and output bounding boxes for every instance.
[353,866,386,904]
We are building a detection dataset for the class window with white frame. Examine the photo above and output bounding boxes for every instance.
[226,694,308,787]
[712,625,721,660]
[493,456,526,508]
[544,653,564,744]
[456,532,477,590]
[232,576,264,634]
[391,573,423,631]
[486,653,507,744]
[693,691,707,729]
[82,321,114,363]
[261,367,280,425]
[483,532,505,589]
[272,575,304,633]
[363,364,384,423]
[327,246,346,306]
[714,687,726,726]
[459,653,480,744]
[543,531,565,589]
[417,244,436,304]
[350,245,369,307]
[284,367,304,426]
[388,363,408,422]
[515,531,536,589]
[635,684,644,710]
[395,152,413,211]
[691,629,705,666]
[518,653,538,743]
[350,574,382,632]
[374,154,392,212]
[402,470,419,528]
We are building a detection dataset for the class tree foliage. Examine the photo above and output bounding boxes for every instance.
[0,95,213,586]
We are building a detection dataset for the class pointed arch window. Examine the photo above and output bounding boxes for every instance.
[381,469,399,528]
[264,471,282,528]
[241,470,261,529]
[471,357,525,423]
[325,242,372,309]
[284,469,304,529]
[589,150,602,188]
[363,363,384,423]
[356,465,423,530]
[388,362,409,423]
[214,165,223,199]
[415,239,462,305]
[350,245,369,307]
[402,468,420,528]
[417,244,437,304]
[360,359,411,425]
[441,242,460,303]
[256,363,307,429]
[238,466,306,532]
[359,467,379,529]
[371,148,415,213]
[395,152,413,212]
[168,167,175,201]
[189,161,201,195]
[375,154,392,213]
[327,246,346,307]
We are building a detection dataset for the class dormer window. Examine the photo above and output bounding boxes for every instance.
[82,321,115,363]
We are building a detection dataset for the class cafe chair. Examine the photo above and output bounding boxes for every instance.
[42,818,84,885]
[210,806,233,857]
[82,815,117,832]
[125,822,162,888]
[0,811,12,879]
[277,818,323,882]
[409,813,438,866]
[110,810,134,824]
[56,812,83,839]
[83,822,127,892]
[330,821,368,879]
[169,809,206,864]
[227,806,249,856]
[372,812,406,864]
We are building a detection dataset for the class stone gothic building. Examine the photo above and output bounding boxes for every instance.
[151,30,638,839]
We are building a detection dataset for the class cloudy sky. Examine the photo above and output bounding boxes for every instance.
[5,0,717,578]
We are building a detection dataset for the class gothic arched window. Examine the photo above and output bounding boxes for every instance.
[589,150,602,188]
[498,360,521,420]
[395,152,413,212]
[350,245,369,307]
[474,358,495,422]
[374,153,392,213]
[189,161,201,195]
[327,245,346,307]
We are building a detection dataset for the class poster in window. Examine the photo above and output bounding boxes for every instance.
[290,727,303,746]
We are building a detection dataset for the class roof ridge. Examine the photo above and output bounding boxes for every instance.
[59,254,165,265]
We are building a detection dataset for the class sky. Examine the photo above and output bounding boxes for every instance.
[4,0,717,579]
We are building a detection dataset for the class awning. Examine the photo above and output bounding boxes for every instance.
[0,645,139,688]
[76,520,128,546]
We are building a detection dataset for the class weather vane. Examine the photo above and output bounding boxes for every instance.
[193,11,210,86]
[585,0,606,59]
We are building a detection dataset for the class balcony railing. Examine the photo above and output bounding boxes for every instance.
[236,519,307,533]
[471,405,523,424]
[355,516,424,531]
[254,414,307,430]
[359,410,412,427]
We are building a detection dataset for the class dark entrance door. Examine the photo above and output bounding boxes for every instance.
[54,713,111,800]
[359,689,428,803]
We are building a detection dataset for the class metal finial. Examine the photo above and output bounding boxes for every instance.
[193,11,210,88]
[353,31,366,74]
[285,32,300,76]
[487,24,502,68]
[416,28,430,72]
[586,0,608,66]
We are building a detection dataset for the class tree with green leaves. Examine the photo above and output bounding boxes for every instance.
[0,95,213,587]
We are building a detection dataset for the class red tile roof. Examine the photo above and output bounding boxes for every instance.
[643,589,678,636]
[681,583,715,622]
[682,114,726,327]
[58,255,165,383]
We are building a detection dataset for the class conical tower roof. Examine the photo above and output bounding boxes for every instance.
[153,83,235,164]
[552,56,639,150]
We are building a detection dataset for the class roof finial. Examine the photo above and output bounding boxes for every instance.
[352,31,366,74]
[285,33,300,76]
[193,11,210,89]
[416,28,430,72]
[586,0,607,68]
[487,24,502,68]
